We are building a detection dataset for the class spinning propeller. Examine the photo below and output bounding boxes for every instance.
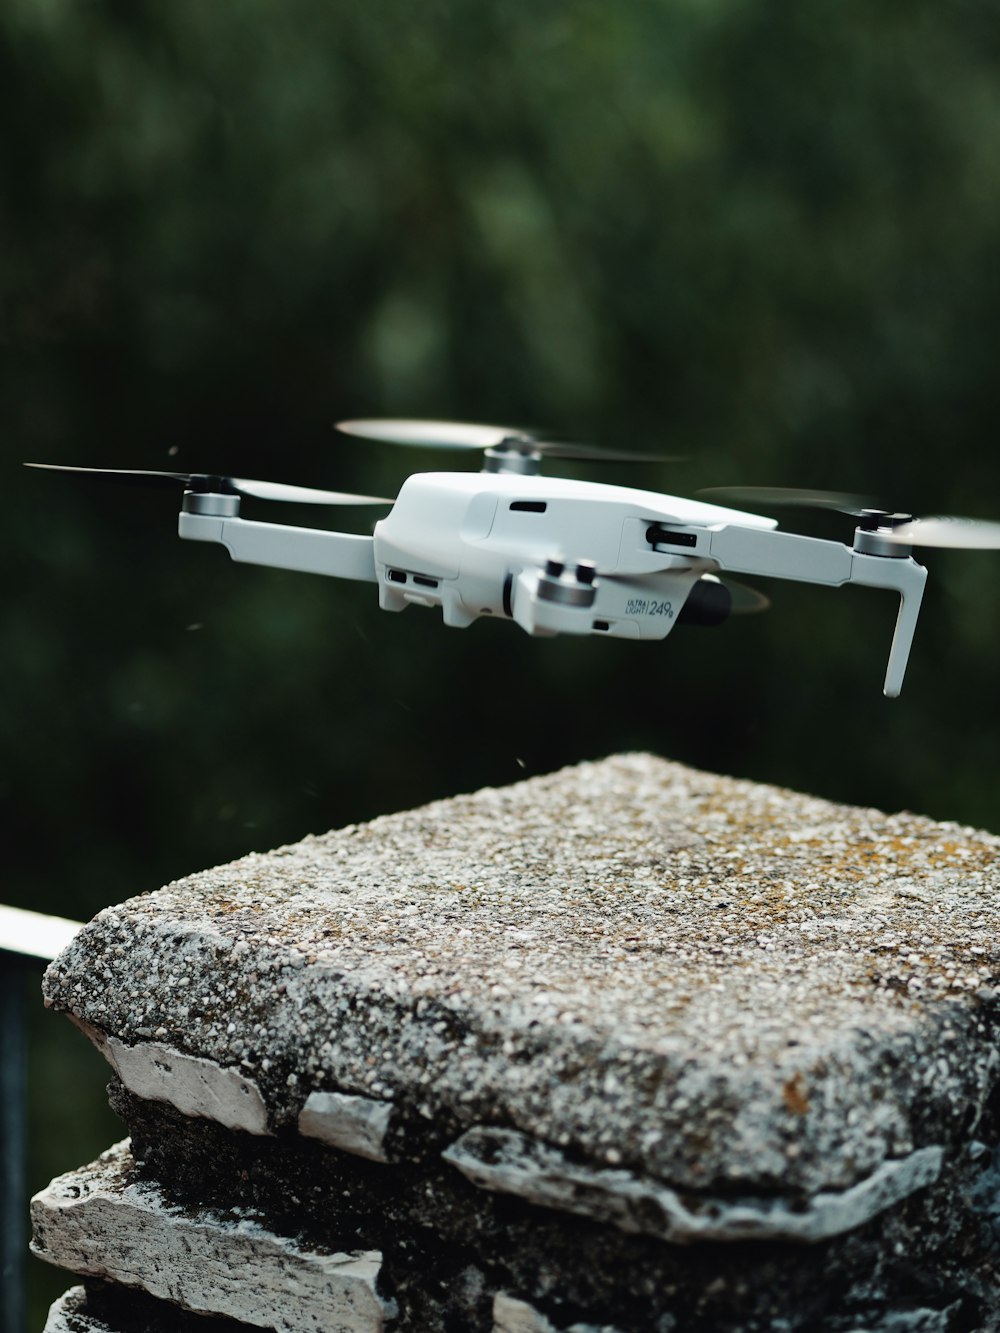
[336,418,674,465]
[720,577,771,615]
[697,486,1000,550]
[23,463,392,507]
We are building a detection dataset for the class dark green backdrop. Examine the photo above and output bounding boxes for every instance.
[5,1,1000,1323]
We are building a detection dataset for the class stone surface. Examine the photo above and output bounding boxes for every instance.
[44,1284,250,1333]
[43,753,1000,1197]
[76,1020,271,1135]
[299,1090,393,1162]
[444,1126,944,1242]
[107,1083,1000,1333]
[31,1141,396,1332]
[44,1288,113,1333]
[845,1312,959,1333]
[492,1293,624,1333]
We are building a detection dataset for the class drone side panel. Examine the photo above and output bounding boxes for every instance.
[511,567,701,641]
[590,571,703,640]
[372,477,468,579]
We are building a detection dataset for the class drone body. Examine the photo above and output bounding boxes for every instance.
[30,418,1000,698]
[177,447,925,697]
[183,470,774,637]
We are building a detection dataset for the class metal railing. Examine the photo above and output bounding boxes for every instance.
[1,906,83,1333]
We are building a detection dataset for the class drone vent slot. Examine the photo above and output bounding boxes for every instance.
[510,501,547,514]
[647,525,697,549]
[412,575,439,589]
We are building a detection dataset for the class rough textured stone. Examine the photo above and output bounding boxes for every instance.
[101,1084,1000,1333]
[444,1126,944,1242]
[299,1090,393,1162]
[42,754,1000,1199]
[31,1141,396,1332]
[36,754,1000,1330]
[44,1288,113,1333]
[44,1283,250,1333]
[492,1293,624,1332]
[75,1020,271,1135]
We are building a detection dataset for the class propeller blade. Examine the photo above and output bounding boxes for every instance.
[26,463,392,506]
[696,483,1000,551]
[231,478,393,505]
[533,441,679,463]
[722,576,771,615]
[335,418,677,463]
[336,419,517,449]
[24,463,192,490]
[884,516,1000,550]
[689,573,771,616]
[696,485,874,516]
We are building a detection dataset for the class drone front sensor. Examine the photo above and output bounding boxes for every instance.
[26,420,1000,696]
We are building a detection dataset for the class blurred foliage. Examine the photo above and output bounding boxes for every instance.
[5,0,1000,1321]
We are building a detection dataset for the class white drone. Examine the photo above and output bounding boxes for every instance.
[28,419,1000,696]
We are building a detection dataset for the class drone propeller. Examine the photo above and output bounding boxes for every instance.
[696,485,874,516]
[24,463,393,506]
[335,418,675,464]
[720,576,771,615]
[882,516,1000,549]
[697,485,1000,551]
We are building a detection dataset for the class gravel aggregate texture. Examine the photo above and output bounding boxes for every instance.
[43,753,1000,1195]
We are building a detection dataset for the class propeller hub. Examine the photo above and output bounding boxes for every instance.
[182,491,241,518]
[187,474,239,495]
[481,439,544,476]
[853,512,913,557]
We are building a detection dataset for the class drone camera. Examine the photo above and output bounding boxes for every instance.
[537,557,598,609]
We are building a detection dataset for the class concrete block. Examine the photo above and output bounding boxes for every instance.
[42,755,1000,1195]
[37,755,1000,1329]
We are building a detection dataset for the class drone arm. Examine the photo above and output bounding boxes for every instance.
[850,555,927,698]
[178,513,377,583]
[703,525,926,697]
[706,526,854,585]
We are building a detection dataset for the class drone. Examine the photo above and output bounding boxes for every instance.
[27,419,1000,697]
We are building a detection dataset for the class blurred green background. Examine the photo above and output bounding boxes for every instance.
[5,0,1000,1323]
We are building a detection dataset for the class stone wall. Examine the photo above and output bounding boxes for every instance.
[31,754,1000,1331]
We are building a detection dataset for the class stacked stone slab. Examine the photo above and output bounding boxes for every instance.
[31,753,1000,1331]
